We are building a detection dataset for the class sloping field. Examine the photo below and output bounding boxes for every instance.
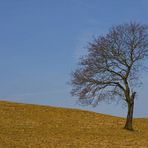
[0,101,148,148]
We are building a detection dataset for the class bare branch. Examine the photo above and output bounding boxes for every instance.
[71,22,148,106]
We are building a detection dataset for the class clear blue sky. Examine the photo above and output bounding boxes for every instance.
[0,0,148,117]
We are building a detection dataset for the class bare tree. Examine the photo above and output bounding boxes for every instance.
[71,22,148,130]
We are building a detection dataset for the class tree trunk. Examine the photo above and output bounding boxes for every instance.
[124,101,134,130]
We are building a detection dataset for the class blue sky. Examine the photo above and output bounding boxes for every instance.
[0,0,148,117]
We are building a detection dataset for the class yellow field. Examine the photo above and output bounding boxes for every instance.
[0,101,148,148]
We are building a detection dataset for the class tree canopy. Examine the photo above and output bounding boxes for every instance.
[71,22,148,130]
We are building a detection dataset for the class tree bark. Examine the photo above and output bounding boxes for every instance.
[124,101,134,130]
[124,92,136,130]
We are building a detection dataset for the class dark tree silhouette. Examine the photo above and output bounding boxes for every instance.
[71,22,148,130]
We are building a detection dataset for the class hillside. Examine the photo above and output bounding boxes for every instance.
[0,101,148,148]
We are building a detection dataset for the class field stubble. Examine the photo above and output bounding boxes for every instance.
[0,101,148,148]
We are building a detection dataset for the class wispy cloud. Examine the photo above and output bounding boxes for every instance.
[74,32,94,61]
[71,0,92,8]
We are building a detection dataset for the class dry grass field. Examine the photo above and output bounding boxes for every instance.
[0,101,148,148]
